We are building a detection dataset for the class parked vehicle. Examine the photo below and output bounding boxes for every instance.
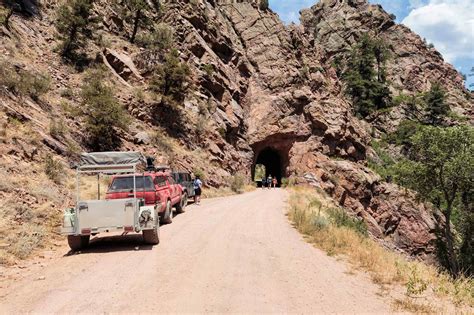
[61,152,160,251]
[172,171,195,203]
[106,170,186,224]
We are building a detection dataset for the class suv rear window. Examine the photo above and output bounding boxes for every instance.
[108,176,154,192]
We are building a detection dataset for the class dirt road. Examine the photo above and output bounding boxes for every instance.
[0,189,391,314]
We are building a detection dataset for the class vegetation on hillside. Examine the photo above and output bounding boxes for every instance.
[55,0,97,62]
[116,0,156,43]
[343,35,392,118]
[81,67,129,151]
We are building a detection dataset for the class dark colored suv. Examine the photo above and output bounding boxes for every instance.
[172,172,195,200]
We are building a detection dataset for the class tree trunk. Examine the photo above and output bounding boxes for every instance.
[130,10,141,44]
[444,202,460,277]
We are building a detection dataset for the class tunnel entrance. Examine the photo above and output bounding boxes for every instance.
[253,147,285,186]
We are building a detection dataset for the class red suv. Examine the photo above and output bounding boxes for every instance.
[106,171,185,224]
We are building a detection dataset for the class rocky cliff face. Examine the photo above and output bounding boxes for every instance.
[1,0,471,263]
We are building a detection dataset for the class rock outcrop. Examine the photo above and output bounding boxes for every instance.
[1,0,472,263]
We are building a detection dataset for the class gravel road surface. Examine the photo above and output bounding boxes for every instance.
[0,189,391,314]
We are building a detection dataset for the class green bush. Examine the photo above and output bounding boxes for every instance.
[139,23,174,50]
[259,0,269,10]
[44,154,64,184]
[326,207,368,236]
[193,168,206,181]
[81,66,129,151]
[229,174,246,194]
[202,64,214,77]
[386,120,422,146]
[150,49,191,105]
[281,177,297,188]
[0,61,51,100]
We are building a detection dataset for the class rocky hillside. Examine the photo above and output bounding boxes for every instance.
[0,0,472,264]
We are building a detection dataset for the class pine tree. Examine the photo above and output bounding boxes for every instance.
[424,83,449,125]
[55,0,97,59]
[344,34,391,118]
[117,0,154,43]
[81,67,129,151]
[150,49,191,104]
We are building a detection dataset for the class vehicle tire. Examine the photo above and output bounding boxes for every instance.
[67,235,90,251]
[143,211,160,245]
[175,193,187,214]
[163,200,173,224]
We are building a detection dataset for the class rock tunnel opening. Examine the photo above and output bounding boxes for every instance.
[253,147,287,187]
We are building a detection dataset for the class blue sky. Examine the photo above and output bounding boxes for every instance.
[269,0,474,89]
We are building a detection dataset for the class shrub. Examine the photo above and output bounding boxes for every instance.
[150,49,191,104]
[229,174,245,194]
[7,224,46,259]
[60,88,74,99]
[0,61,51,100]
[49,118,67,139]
[326,207,368,236]
[259,0,269,10]
[81,66,129,151]
[139,23,174,50]
[281,177,297,188]
[151,131,174,153]
[193,168,206,180]
[202,64,214,77]
[44,154,64,184]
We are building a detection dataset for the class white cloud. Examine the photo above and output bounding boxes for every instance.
[402,0,474,63]
[408,0,428,9]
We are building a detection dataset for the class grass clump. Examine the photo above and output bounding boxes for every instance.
[287,186,473,310]
[44,154,64,184]
[0,60,51,101]
[6,224,46,259]
[229,174,246,194]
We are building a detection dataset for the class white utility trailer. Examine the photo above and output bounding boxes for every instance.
[61,152,160,250]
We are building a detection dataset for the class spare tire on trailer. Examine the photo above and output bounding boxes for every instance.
[143,210,160,245]
[67,235,90,251]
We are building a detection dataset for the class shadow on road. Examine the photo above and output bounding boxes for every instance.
[64,234,153,256]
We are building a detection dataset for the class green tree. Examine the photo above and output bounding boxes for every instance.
[424,83,449,125]
[394,126,473,276]
[81,67,129,151]
[55,0,97,59]
[150,49,191,104]
[259,0,269,10]
[117,0,156,43]
[1,1,19,29]
[344,34,392,118]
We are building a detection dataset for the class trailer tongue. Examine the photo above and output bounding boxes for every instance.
[61,152,160,250]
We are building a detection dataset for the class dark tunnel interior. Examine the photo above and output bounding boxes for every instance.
[254,147,285,186]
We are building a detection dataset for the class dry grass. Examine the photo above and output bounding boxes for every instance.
[393,298,437,314]
[287,186,473,312]
[202,184,256,199]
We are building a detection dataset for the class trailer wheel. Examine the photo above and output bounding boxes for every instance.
[163,200,173,224]
[175,193,187,214]
[143,211,160,245]
[67,235,90,251]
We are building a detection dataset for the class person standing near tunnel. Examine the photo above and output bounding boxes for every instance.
[267,175,273,189]
[272,177,277,188]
